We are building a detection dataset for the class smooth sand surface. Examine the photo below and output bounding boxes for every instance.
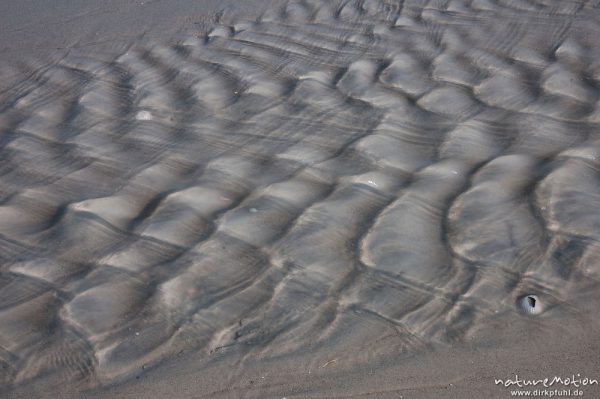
[1,0,600,398]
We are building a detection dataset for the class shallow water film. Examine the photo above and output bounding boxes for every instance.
[0,0,599,398]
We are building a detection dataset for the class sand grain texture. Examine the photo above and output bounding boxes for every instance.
[1,0,600,398]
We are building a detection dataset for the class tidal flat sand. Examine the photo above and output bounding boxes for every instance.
[1,0,600,398]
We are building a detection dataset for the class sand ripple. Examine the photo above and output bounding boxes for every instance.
[0,0,599,392]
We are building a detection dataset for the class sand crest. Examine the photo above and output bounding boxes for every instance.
[1,0,599,398]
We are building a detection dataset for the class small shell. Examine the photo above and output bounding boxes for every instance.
[135,110,153,121]
[518,294,543,315]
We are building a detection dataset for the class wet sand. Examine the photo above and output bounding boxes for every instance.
[1,0,600,398]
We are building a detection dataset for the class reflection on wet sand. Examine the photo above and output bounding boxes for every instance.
[0,0,599,397]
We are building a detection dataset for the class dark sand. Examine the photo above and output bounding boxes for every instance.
[1,0,600,398]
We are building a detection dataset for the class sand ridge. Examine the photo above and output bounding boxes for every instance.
[0,0,600,397]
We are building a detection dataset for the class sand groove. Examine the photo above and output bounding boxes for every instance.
[1,0,599,392]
